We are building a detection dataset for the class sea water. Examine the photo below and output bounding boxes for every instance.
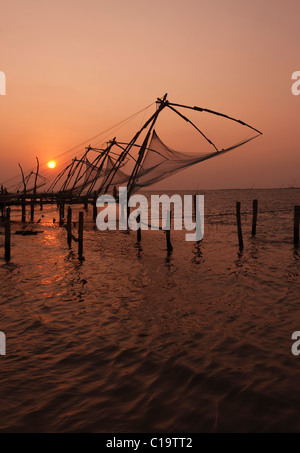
[0,189,299,432]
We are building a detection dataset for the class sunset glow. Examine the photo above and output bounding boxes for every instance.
[1,0,300,436]
[1,1,300,189]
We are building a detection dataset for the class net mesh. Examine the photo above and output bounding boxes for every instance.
[131,130,258,191]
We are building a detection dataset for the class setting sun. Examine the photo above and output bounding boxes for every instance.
[47,161,57,169]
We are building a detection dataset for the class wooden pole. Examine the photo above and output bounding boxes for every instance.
[5,208,11,261]
[59,203,62,226]
[127,205,130,232]
[59,202,65,226]
[67,207,72,248]
[0,186,4,218]
[30,197,35,222]
[137,213,141,242]
[78,211,84,258]
[252,199,258,236]
[21,196,26,223]
[40,196,43,211]
[84,198,88,211]
[236,202,244,249]
[18,163,27,195]
[166,210,173,252]
[1,202,4,219]
[33,157,39,196]
[93,191,97,222]
[294,206,300,246]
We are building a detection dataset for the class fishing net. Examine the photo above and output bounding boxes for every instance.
[131,130,259,191]
[44,97,262,197]
[67,155,130,195]
[105,156,130,188]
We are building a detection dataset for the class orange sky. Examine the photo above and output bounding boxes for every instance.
[0,0,300,189]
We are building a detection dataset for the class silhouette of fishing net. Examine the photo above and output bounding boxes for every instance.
[66,154,130,195]
[15,172,47,193]
[130,130,259,191]
[46,95,262,196]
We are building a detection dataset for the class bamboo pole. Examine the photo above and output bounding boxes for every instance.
[67,207,72,248]
[18,163,27,195]
[236,202,244,249]
[166,210,173,252]
[127,205,130,232]
[137,213,141,242]
[5,208,11,261]
[84,198,88,211]
[21,196,26,223]
[252,199,258,236]
[0,186,4,219]
[1,202,4,219]
[294,206,300,246]
[33,157,39,196]
[59,202,65,226]
[30,197,35,222]
[59,203,62,226]
[78,211,84,258]
[93,191,97,222]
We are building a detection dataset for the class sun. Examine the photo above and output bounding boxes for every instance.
[47,161,57,169]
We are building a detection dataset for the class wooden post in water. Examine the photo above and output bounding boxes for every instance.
[84,198,88,211]
[252,199,258,236]
[40,196,43,211]
[21,196,26,223]
[166,210,173,252]
[127,205,130,232]
[294,206,300,246]
[93,191,97,222]
[67,207,72,249]
[0,187,5,219]
[236,202,244,249]
[59,203,62,226]
[0,202,4,219]
[78,211,84,259]
[137,213,142,242]
[5,208,11,262]
[193,194,197,221]
[30,197,35,222]
[59,202,65,226]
